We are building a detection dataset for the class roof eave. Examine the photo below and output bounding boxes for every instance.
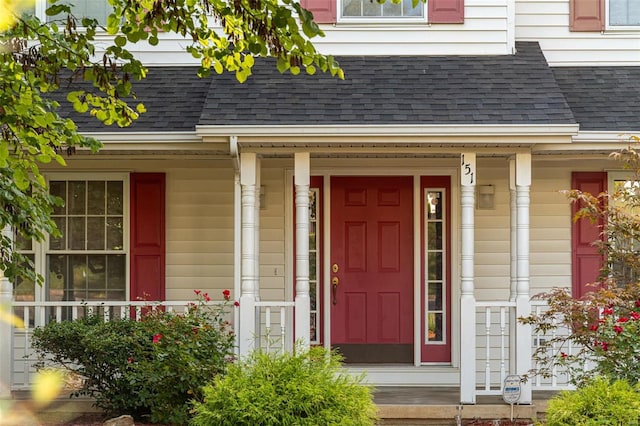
[195,124,579,138]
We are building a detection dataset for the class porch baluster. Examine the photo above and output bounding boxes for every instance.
[499,307,507,387]
[484,307,491,391]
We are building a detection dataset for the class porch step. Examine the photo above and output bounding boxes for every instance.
[376,404,539,425]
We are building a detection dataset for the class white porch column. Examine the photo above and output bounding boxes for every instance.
[0,226,14,399]
[460,153,477,404]
[239,153,259,356]
[294,153,311,349]
[515,152,532,404]
[509,158,517,375]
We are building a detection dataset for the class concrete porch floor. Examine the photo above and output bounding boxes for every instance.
[4,387,557,425]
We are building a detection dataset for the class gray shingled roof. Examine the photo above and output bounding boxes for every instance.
[198,41,576,126]
[56,67,210,132]
[553,67,640,132]
[58,42,586,132]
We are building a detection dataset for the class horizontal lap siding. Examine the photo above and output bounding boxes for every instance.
[473,160,594,300]
[474,160,511,300]
[165,164,235,299]
[258,164,287,301]
[316,0,510,55]
[516,0,640,65]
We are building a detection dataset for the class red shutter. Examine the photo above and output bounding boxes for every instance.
[569,0,604,32]
[429,0,464,24]
[301,0,336,24]
[571,172,606,299]
[130,173,166,302]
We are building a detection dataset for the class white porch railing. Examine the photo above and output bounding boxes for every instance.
[475,300,575,396]
[530,301,575,390]
[7,299,295,391]
[7,299,578,393]
[255,301,296,353]
[475,301,516,396]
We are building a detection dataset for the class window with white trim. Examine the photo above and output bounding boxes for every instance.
[309,188,319,344]
[341,0,424,19]
[35,0,114,26]
[14,175,128,305]
[424,189,446,344]
[608,0,640,27]
[608,172,640,285]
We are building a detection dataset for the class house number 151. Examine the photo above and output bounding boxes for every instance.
[461,153,476,186]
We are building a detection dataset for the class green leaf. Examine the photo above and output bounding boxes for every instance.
[13,168,30,191]
[45,4,67,16]
[114,35,127,47]
[136,103,146,114]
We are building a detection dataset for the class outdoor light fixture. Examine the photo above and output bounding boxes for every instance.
[477,184,495,209]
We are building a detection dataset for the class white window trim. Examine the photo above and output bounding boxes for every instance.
[605,0,640,31]
[29,172,131,302]
[338,0,427,24]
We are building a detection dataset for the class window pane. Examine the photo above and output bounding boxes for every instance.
[106,255,126,296]
[50,181,66,215]
[14,255,35,302]
[106,217,123,250]
[403,0,421,16]
[363,0,382,17]
[427,222,443,250]
[309,190,317,220]
[46,0,114,26]
[68,181,86,215]
[428,252,443,280]
[310,251,317,281]
[427,312,443,342]
[15,233,32,251]
[87,254,106,298]
[343,0,422,17]
[47,255,67,301]
[50,217,66,250]
[427,192,442,219]
[309,221,316,247]
[107,181,123,215]
[87,181,106,215]
[343,0,362,16]
[87,217,105,250]
[610,0,640,25]
[428,282,443,311]
[72,255,88,300]
[310,281,317,311]
[382,1,402,17]
[69,217,86,250]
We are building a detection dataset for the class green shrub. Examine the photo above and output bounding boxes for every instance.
[545,377,640,426]
[190,345,378,426]
[31,291,236,424]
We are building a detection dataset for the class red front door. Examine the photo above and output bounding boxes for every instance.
[330,176,414,363]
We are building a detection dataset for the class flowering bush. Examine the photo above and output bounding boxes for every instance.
[31,290,236,424]
[521,146,640,386]
[525,285,640,386]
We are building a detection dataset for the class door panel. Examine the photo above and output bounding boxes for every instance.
[331,176,413,363]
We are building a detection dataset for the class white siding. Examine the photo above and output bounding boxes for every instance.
[516,0,640,66]
[83,0,511,64]
[317,0,511,56]
[258,162,287,301]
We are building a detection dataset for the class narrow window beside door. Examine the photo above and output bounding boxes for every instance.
[425,189,446,344]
